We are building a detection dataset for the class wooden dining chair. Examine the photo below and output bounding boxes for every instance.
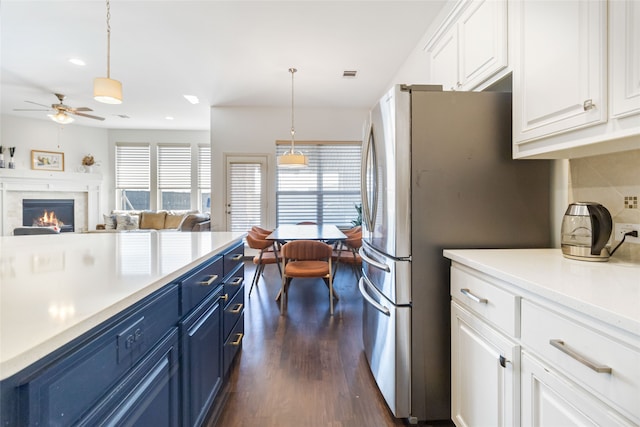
[279,240,336,315]
[332,228,362,279]
[246,230,281,297]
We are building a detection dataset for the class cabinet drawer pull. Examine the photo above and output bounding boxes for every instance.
[197,274,219,286]
[231,333,244,346]
[230,254,243,261]
[229,276,243,286]
[549,339,612,374]
[220,293,229,301]
[583,99,596,111]
[229,303,243,314]
[460,288,488,304]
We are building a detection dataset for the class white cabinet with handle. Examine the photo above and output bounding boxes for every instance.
[445,249,639,427]
[425,0,508,92]
[512,0,640,159]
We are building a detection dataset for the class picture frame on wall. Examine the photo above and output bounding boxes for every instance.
[31,150,64,171]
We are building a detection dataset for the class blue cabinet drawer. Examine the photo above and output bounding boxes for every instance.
[223,312,244,377]
[224,285,244,339]
[19,285,179,426]
[223,242,244,278]
[78,328,180,427]
[223,264,244,303]
[181,255,223,315]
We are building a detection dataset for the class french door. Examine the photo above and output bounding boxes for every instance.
[224,155,268,232]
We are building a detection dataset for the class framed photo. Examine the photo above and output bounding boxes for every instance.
[31,150,64,171]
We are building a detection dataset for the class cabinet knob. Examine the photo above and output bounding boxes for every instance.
[583,99,596,111]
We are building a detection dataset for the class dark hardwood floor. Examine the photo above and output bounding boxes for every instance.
[208,260,408,427]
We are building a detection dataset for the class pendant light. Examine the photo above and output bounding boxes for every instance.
[94,0,123,104]
[277,67,308,168]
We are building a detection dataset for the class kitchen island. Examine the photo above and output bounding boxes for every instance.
[0,231,246,426]
[444,248,639,426]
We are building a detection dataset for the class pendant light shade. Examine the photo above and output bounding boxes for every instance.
[48,111,75,124]
[94,0,122,104]
[277,67,308,168]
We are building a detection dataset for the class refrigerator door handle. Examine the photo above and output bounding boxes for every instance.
[359,247,391,272]
[359,276,391,317]
[361,125,378,232]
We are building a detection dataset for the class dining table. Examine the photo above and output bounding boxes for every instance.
[265,224,347,302]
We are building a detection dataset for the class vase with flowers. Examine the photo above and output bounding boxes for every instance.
[82,154,97,173]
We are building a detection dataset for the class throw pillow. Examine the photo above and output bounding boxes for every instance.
[115,214,140,230]
[103,213,117,230]
[140,211,167,229]
[164,213,185,229]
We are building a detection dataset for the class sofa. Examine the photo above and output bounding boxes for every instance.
[97,210,211,232]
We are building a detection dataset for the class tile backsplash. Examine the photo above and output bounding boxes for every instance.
[569,148,640,261]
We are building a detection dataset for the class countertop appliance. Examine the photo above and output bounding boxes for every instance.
[560,202,613,261]
[358,85,551,424]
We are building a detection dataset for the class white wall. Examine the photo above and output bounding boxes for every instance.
[0,115,111,215]
[210,106,367,230]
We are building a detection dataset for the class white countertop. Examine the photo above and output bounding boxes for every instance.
[443,249,640,336]
[0,231,245,380]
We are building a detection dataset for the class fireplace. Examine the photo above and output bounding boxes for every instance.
[23,199,75,232]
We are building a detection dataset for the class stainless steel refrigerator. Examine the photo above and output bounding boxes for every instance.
[358,85,550,424]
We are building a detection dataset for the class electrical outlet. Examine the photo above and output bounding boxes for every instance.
[614,223,640,244]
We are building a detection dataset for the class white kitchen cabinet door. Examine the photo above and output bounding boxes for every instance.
[521,352,636,427]
[451,302,519,427]
[512,0,607,144]
[430,25,459,91]
[611,0,640,119]
[458,0,507,91]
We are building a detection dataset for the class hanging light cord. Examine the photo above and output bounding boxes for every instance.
[289,67,297,152]
[106,0,112,79]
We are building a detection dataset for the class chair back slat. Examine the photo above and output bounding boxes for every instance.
[281,240,332,260]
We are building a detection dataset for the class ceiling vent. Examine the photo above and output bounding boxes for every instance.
[342,70,358,78]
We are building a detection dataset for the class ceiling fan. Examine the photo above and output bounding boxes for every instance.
[14,93,105,124]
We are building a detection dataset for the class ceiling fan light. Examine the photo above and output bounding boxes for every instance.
[94,77,123,104]
[277,150,308,168]
[48,111,75,124]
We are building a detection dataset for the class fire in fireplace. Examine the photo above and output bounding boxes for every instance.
[23,199,75,232]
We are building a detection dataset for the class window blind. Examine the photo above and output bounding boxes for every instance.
[115,144,150,189]
[229,161,263,232]
[198,145,211,189]
[276,143,361,227]
[158,144,191,189]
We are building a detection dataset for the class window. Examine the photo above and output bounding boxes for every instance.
[115,143,150,210]
[158,144,191,210]
[198,145,211,213]
[276,142,361,227]
[115,142,210,211]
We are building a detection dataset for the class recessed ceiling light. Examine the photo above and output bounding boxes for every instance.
[165,116,175,120]
[343,70,358,78]
[69,58,86,66]
[183,95,199,105]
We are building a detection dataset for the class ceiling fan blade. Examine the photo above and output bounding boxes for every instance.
[25,100,51,108]
[73,111,105,121]
[14,108,50,111]
[73,107,93,112]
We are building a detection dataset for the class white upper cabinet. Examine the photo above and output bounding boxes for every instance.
[611,0,640,118]
[426,0,508,92]
[512,0,607,145]
[512,0,640,159]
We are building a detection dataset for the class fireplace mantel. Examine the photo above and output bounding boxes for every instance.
[0,169,103,235]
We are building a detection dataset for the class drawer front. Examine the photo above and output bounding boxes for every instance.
[181,255,223,315]
[223,312,244,377]
[224,285,245,339]
[22,285,179,426]
[521,300,640,423]
[223,241,244,278]
[450,266,519,337]
[223,264,244,303]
